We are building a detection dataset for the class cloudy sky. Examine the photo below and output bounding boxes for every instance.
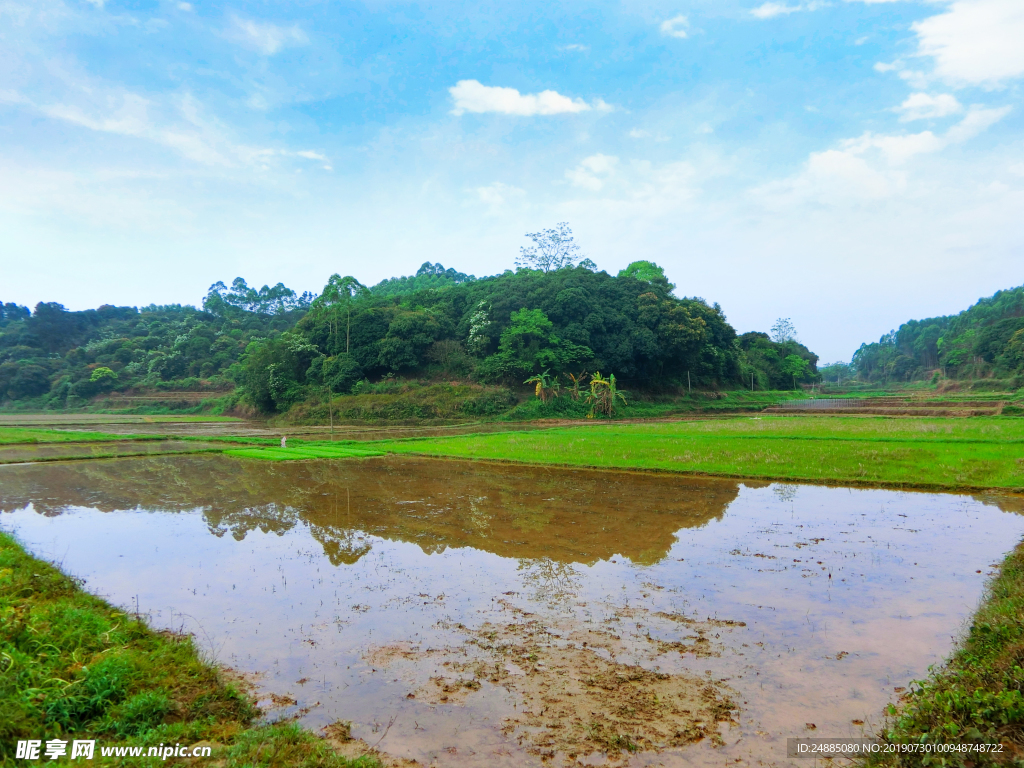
[1,0,1021,361]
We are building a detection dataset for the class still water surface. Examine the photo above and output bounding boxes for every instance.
[2,455,1023,766]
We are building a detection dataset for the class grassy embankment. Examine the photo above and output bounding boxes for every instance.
[0,531,376,768]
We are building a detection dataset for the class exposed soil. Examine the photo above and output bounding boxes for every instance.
[324,722,421,768]
[363,602,738,764]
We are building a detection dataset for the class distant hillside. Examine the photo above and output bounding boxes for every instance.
[852,285,1024,383]
[0,260,820,412]
[0,279,308,409]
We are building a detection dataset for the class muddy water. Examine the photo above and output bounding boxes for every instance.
[2,455,1023,766]
[0,440,223,463]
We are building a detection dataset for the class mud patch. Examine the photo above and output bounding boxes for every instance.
[363,642,420,669]
[405,614,737,763]
[324,722,420,768]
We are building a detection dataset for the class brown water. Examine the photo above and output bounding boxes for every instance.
[0,440,223,463]
[2,455,1022,766]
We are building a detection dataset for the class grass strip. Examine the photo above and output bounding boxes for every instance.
[369,417,1024,491]
[0,428,165,446]
[0,448,227,466]
[223,445,386,461]
[865,540,1024,766]
[0,530,375,768]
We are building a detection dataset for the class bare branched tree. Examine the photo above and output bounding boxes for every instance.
[771,317,798,344]
[516,222,589,272]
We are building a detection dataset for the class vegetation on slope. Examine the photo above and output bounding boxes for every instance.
[244,257,818,415]
[839,285,1024,386]
[0,530,374,767]
[0,279,310,410]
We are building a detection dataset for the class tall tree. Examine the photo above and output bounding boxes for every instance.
[312,275,368,354]
[516,223,592,272]
[617,261,675,295]
[771,318,798,344]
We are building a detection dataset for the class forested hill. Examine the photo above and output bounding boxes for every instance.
[851,285,1024,383]
[0,261,819,413]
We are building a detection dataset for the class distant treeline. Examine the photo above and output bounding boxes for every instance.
[829,285,1024,385]
[0,261,819,412]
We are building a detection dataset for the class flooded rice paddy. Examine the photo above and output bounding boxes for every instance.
[2,454,1023,766]
[0,439,223,463]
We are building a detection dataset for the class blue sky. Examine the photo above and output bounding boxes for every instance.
[1,0,1022,361]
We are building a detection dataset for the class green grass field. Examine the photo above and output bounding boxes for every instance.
[223,444,386,461]
[368,416,1024,491]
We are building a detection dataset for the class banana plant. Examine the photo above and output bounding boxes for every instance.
[586,371,628,417]
[565,371,589,401]
[524,369,560,403]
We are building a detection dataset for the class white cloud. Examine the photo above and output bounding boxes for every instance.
[83,0,105,7]
[842,131,945,166]
[756,105,1011,205]
[0,89,30,106]
[226,16,308,56]
[912,0,1024,86]
[895,93,962,121]
[38,93,235,166]
[449,80,600,116]
[804,150,902,200]
[750,1,829,18]
[566,153,619,190]
[21,85,335,171]
[945,105,1013,142]
[896,70,930,90]
[875,60,930,89]
[177,2,193,11]
[475,182,526,208]
[628,127,671,141]
[751,3,801,19]
[560,44,589,52]
[659,15,689,38]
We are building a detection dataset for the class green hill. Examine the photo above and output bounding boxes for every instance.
[851,285,1024,385]
[1,260,819,414]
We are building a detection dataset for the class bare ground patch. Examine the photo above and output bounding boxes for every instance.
[398,607,739,763]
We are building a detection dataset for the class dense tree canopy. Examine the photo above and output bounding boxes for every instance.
[239,261,818,412]
[0,288,307,407]
[851,285,1024,383]
[0,258,820,411]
